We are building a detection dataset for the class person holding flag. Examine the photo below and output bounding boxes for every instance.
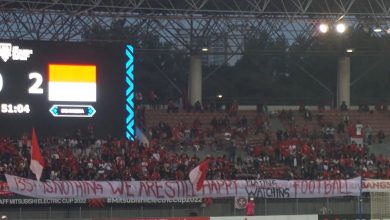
[30,128,45,181]
[189,159,209,191]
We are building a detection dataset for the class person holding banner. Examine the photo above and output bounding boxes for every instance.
[245,197,255,216]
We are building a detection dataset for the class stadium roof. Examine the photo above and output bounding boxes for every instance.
[1,0,390,16]
[1,0,390,55]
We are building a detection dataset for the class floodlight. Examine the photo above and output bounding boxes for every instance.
[319,23,329,33]
[201,47,209,52]
[346,49,354,53]
[374,28,382,33]
[336,23,347,33]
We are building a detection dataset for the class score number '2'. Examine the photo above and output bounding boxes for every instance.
[0,72,43,94]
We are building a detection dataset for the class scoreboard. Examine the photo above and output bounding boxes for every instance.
[0,41,134,138]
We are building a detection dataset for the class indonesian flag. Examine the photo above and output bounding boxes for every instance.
[48,64,96,102]
[189,160,209,191]
[30,128,45,181]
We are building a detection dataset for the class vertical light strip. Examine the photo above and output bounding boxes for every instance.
[125,45,135,140]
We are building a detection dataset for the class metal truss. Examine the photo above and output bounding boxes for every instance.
[1,0,390,54]
[2,0,390,16]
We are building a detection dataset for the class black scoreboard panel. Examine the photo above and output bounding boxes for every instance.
[0,41,127,138]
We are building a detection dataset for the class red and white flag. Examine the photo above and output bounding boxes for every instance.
[30,128,45,181]
[189,160,209,191]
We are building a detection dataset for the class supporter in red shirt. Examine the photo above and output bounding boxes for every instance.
[246,198,256,216]
[150,169,161,180]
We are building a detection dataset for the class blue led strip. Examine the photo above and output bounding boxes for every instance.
[125,45,135,140]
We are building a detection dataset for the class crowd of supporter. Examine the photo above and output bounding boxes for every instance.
[1,102,390,182]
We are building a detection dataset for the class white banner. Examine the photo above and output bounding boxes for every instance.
[5,174,361,200]
[362,179,390,192]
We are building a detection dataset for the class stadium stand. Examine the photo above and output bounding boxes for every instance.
[2,105,390,183]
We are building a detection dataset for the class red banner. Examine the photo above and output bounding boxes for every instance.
[0,182,13,196]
